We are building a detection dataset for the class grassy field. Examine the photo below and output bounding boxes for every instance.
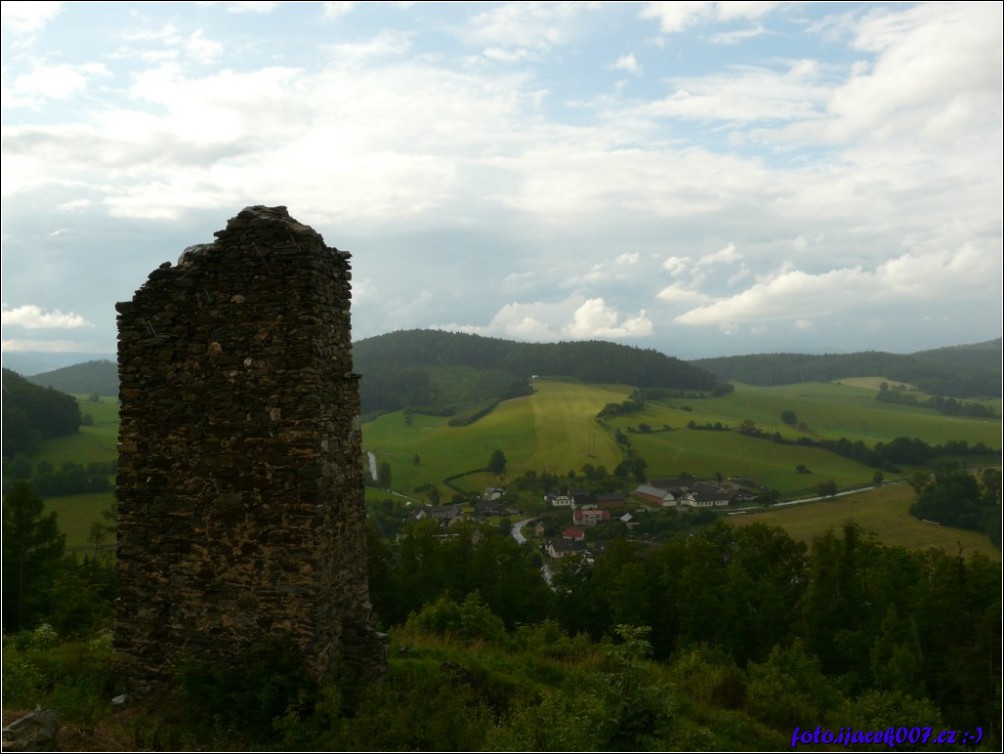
[624,428,879,493]
[21,378,1000,551]
[43,491,115,554]
[362,379,631,497]
[33,396,120,469]
[728,483,1000,560]
[524,379,629,474]
[642,381,1001,447]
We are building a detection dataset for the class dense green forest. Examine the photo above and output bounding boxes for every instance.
[910,466,1001,536]
[1,369,82,459]
[354,329,720,416]
[695,339,1001,397]
[3,494,999,751]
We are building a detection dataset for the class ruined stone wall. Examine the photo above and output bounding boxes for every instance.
[114,206,385,689]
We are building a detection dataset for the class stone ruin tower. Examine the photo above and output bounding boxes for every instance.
[114,205,385,689]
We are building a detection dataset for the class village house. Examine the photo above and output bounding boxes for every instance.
[679,484,731,507]
[545,491,574,507]
[562,526,586,541]
[473,499,506,518]
[640,478,737,508]
[634,484,674,506]
[546,538,588,559]
[573,508,611,526]
[412,504,465,525]
[596,492,628,509]
[545,488,597,508]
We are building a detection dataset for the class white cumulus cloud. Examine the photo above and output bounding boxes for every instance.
[564,298,652,339]
[613,53,642,76]
[322,2,355,20]
[435,295,652,342]
[641,1,780,33]
[1,1,63,36]
[2,304,93,329]
[673,244,999,330]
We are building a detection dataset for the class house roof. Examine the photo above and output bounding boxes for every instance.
[548,538,587,553]
[635,484,669,498]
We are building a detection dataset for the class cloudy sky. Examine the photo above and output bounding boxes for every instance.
[2,1,1001,366]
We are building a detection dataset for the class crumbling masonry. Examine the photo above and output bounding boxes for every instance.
[114,206,385,688]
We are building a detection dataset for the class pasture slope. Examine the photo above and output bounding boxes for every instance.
[631,380,999,447]
[33,395,120,467]
[25,380,1000,556]
[35,396,118,553]
[524,379,629,475]
[363,379,631,496]
[44,492,114,553]
[729,484,1001,561]
[602,379,999,493]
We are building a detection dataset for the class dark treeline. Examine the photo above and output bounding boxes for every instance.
[365,517,1000,743]
[910,466,1001,544]
[596,383,735,420]
[355,329,719,416]
[795,433,995,468]
[2,459,117,497]
[726,416,997,471]
[2,369,82,459]
[4,476,1001,750]
[359,365,533,417]
[695,339,1001,397]
[2,482,115,636]
[876,385,996,416]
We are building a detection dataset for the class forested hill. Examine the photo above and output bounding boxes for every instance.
[354,329,718,415]
[14,334,999,417]
[2,368,82,459]
[27,359,118,397]
[694,338,1002,397]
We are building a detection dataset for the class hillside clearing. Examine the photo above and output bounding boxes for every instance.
[524,379,628,475]
[728,484,1000,560]
[43,491,115,553]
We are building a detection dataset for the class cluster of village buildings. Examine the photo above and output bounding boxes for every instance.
[408,478,756,561]
[541,478,755,559]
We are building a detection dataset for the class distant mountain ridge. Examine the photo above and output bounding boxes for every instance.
[694,338,1001,397]
[16,334,1001,407]
[24,359,118,397]
[353,329,719,416]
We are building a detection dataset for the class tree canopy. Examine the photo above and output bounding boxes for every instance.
[2,369,82,458]
[2,482,66,632]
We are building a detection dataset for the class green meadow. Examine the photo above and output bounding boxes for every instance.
[32,395,120,468]
[623,428,875,493]
[621,381,1000,447]
[728,484,1000,560]
[43,491,115,554]
[524,380,629,474]
[18,378,999,551]
[362,379,631,496]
